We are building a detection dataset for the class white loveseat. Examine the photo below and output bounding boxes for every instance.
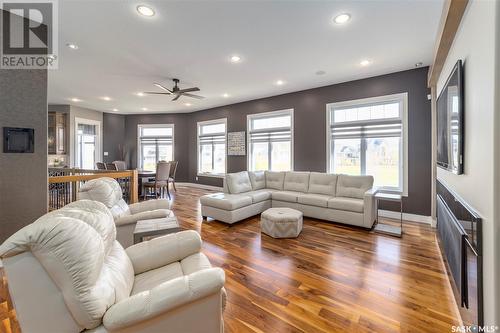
[200,171,377,228]
[0,200,226,333]
[78,177,175,248]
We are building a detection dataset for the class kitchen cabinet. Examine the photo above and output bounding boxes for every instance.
[48,112,67,154]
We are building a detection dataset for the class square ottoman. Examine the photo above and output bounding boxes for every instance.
[261,207,303,238]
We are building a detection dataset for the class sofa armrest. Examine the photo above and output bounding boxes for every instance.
[103,268,225,331]
[363,187,379,228]
[129,199,170,214]
[125,230,202,274]
[115,209,172,226]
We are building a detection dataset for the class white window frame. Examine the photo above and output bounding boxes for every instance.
[247,109,294,172]
[137,124,175,171]
[74,117,102,169]
[197,118,227,178]
[326,93,408,195]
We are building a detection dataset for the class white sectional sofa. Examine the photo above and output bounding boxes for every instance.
[200,171,378,228]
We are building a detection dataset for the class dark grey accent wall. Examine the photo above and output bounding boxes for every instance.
[104,67,431,215]
[124,114,190,182]
[103,113,126,163]
[0,69,48,242]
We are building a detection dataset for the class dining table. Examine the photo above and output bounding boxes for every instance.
[137,170,156,197]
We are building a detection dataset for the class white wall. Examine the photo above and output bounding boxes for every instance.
[436,0,499,325]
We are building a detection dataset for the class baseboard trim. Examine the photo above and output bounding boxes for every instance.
[378,209,432,225]
[176,182,223,191]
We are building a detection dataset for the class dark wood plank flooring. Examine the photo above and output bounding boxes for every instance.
[0,186,460,333]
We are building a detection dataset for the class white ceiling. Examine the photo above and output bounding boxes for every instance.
[48,0,444,114]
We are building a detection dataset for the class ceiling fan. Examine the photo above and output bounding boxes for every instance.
[143,78,204,101]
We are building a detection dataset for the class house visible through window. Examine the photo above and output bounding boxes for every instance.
[327,93,408,193]
[247,109,293,172]
[138,124,174,171]
[197,119,227,176]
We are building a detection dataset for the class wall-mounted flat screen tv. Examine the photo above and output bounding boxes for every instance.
[437,60,464,174]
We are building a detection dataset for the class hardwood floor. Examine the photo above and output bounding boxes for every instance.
[0,186,460,333]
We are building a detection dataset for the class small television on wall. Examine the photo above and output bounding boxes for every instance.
[3,127,35,153]
[437,59,464,174]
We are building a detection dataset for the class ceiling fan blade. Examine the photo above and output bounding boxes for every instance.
[177,87,200,93]
[143,92,171,95]
[172,94,181,101]
[183,93,205,99]
[153,83,173,93]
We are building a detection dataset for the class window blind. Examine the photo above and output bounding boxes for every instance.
[249,129,291,143]
[331,119,402,139]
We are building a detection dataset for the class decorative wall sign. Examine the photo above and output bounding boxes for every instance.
[227,131,246,156]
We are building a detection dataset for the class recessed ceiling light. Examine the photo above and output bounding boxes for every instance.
[360,59,371,66]
[136,92,145,97]
[334,13,351,24]
[70,98,81,102]
[222,93,229,98]
[137,5,155,17]
[66,43,78,50]
[184,102,192,106]
[112,108,119,112]
[101,96,111,101]
[275,80,285,86]
[230,55,241,63]
[415,62,423,67]
[141,107,148,111]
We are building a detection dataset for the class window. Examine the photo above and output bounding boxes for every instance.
[197,119,227,176]
[327,93,408,194]
[138,124,174,171]
[248,109,293,171]
[75,117,101,169]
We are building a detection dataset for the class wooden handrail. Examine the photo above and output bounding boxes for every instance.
[49,171,134,183]
[49,169,139,204]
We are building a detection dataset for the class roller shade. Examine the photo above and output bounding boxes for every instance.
[331,120,402,139]
[249,129,291,143]
[199,134,226,145]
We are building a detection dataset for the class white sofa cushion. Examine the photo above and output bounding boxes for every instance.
[132,262,183,295]
[336,175,374,199]
[225,171,252,194]
[284,172,310,192]
[328,197,364,213]
[265,171,285,190]
[248,171,266,190]
[308,172,338,196]
[245,189,274,203]
[272,191,301,203]
[297,193,332,208]
[131,252,212,295]
[199,193,252,210]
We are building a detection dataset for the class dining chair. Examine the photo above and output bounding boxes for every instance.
[96,162,106,170]
[168,161,179,192]
[112,160,127,171]
[105,162,118,170]
[143,161,171,200]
